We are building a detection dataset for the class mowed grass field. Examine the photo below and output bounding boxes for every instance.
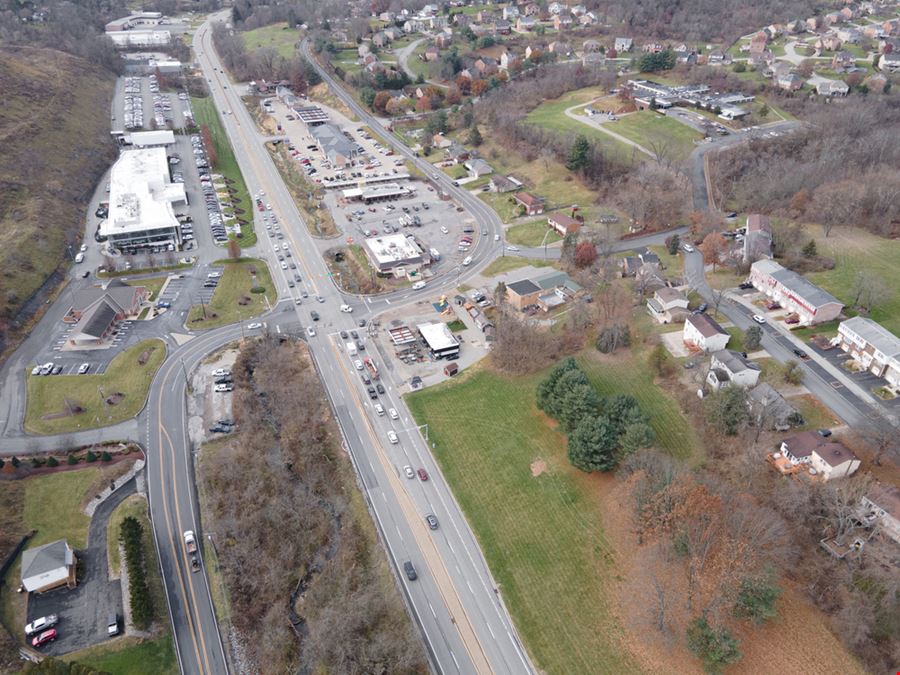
[188,258,274,329]
[191,96,255,246]
[240,22,299,58]
[806,226,900,335]
[63,635,177,674]
[25,339,166,434]
[607,110,702,161]
[406,351,701,673]
[505,219,563,247]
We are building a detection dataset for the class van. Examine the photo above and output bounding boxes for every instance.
[346,342,357,356]
[412,281,426,290]
[443,362,459,377]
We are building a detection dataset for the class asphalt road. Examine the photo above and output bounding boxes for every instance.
[195,17,532,675]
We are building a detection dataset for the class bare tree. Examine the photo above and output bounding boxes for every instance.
[848,270,891,314]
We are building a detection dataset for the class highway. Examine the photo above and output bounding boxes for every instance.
[194,15,533,675]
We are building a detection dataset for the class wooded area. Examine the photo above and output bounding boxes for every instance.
[199,338,426,674]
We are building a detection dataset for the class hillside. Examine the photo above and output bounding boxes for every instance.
[0,47,115,352]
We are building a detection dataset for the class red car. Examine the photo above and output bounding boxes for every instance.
[32,629,57,648]
[417,468,429,482]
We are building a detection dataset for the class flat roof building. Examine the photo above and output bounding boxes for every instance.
[750,259,843,325]
[106,30,171,47]
[120,130,175,148]
[838,317,900,388]
[417,322,460,359]
[363,233,428,273]
[100,147,185,252]
[294,105,330,126]
[342,183,414,203]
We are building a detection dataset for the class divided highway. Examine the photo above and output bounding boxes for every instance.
[193,15,533,675]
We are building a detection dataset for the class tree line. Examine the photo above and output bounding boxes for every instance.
[120,515,154,630]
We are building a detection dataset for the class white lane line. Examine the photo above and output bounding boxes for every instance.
[429,602,437,618]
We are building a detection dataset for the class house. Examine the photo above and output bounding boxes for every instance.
[424,45,440,61]
[779,431,861,480]
[823,11,843,26]
[707,50,727,65]
[749,32,769,56]
[514,191,544,215]
[489,175,519,193]
[579,12,598,27]
[431,133,453,149]
[683,313,730,352]
[646,286,689,324]
[372,32,387,48]
[445,142,471,164]
[502,6,520,20]
[464,158,494,177]
[749,259,844,325]
[492,19,513,35]
[505,270,583,311]
[500,51,521,70]
[404,19,426,33]
[744,214,773,262]
[816,79,850,96]
[582,52,606,66]
[878,52,900,73]
[548,41,571,55]
[583,39,602,53]
[836,26,862,43]
[614,37,633,52]
[864,73,889,93]
[642,42,665,54]
[553,14,573,30]
[384,26,403,41]
[524,3,541,17]
[635,263,666,293]
[817,34,843,51]
[547,213,581,236]
[831,50,856,71]
[860,484,900,545]
[748,383,802,431]
[571,4,587,16]
[436,33,453,49]
[21,540,77,593]
[548,1,564,14]
[706,349,762,390]
[837,317,900,388]
[777,72,804,91]
[476,9,496,23]
[473,56,498,74]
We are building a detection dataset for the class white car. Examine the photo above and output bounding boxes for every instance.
[214,383,233,393]
[403,465,414,479]
[354,359,363,370]
[78,363,90,374]
[247,322,263,330]
[389,408,399,420]
[494,234,500,241]
[25,615,58,637]
[387,431,399,444]
[412,281,426,290]
[31,365,41,376]
[340,304,353,313]
[440,226,449,234]
[212,368,231,378]
[506,245,519,252]
[682,243,695,253]
[752,314,767,324]
[281,262,288,270]
[374,403,385,415]
[307,326,316,337]
[282,243,289,250]
[462,255,472,266]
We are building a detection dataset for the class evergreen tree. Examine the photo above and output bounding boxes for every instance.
[566,135,590,171]
[568,415,621,472]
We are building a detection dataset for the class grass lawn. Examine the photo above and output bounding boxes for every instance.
[479,192,525,223]
[442,163,469,179]
[789,393,841,431]
[24,468,105,549]
[648,244,682,273]
[106,494,149,577]
[726,326,746,352]
[446,319,466,332]
[406,350,701,673]
[506,220,562,247]
[406,43,432,80]
[25,340,166,435]
[127,276,166,302]
[187,258,274,330]
[63,635,178,675]
[806,226,900,335]
[482,256,555,277]
[240,22,298,58]
[191,97,255,247]
[607,111,702,161]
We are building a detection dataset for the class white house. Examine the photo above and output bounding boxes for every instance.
[21,539,77,593]
[646,287,689,324]
[464,158,494,177]
[780,431,860,481]
[683,313,730,352]
[706,349,762,390]
[860,484,900,545]
[614,37,633,52]
[837,317,900,389]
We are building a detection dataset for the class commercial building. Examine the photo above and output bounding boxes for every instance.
[100,147,185,252]
[749,260,843,325]
[837,317,900,388]
[309,123,359,167]
[363,233,428,273]
[64,280,148,346]
[118,130,175,148]
[417,322,461,359]
[683,313,730,352]
[294,105,330,126]
[106,30,171,47]
[21,540,76,593]
[341,183,414,203]
[627,79,753,118]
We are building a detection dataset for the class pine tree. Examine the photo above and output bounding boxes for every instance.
[566,135,590,171]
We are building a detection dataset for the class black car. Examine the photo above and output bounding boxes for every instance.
[214,377,233,385]
[356,341,365,352]
[793,348,808,359]
[362,373,371,385]
[376,383,385,395]
[738,282,754,290]
[425,514,439,530]
[350,330,359,339]
[367,386,378,400]
[340,330,348,339]
[403,561,417,581]
[817,428,833,437]
[310,311,320,321]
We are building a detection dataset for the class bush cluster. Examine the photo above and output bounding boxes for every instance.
[120,516,153,629]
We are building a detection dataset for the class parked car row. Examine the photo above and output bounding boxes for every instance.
[122,76,144,130]
[25,612,118,649]
[31,362,91,376]
[192,135,229,244]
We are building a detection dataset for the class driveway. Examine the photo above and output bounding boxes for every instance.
[27,477,136,656]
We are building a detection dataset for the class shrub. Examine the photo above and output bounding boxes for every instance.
[11,456,20,468]
[686,617,741,673]
[67,454,79,465]
[120,516,154,629]
[733,575,781,624]
[596,324,631,353]
[86,451,97,463]
[31,458,42,468]
[47,456,59,468]
[250,286,266,294]
[101,451,112,462]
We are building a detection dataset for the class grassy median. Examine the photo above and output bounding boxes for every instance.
[25,339,166,435]
[187,258,273,329]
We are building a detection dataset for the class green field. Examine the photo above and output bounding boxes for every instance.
[482,256,555,277]
[406,351,701,673]
[479,192,526,223]
[25,339,166,435]
[240,22,299,58]
[24,468,105,549]
[525,88,634,160]
[607,110,702,161]
[191,97,255,247]
[506,219,562,247]
[63,635,178,674]
[187,258,274,329]
[807,227,900,335]
[406,43,432,80]
[106,494,149,577]
[127,275,166,302]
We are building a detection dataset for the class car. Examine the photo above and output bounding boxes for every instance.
[281,262,287,270]
[51,365,63,375]
[32,629,57,647]
[340,330,348,339]
[247,322,263,330]
[340,304,353,313]
[695,303,708,313]
[440,226,449,234]
[417,468,429,481]
[306,326,316,337]
[403,561,418,581]
[682,243,695,253]
[387,430,398,444]
[425,514,439,530]
[367,386,378,399]
[361,372,371,385]
[817,428,833,437]
[350,330,359,339]
[376,383,385,394]
[389,408,399,420]
[506,245,520,252]
[738,282,754,290]
[462,255,473,266]
[30,365,41,376]
[412,281,426,290]
[354,359,364,370]
[316,295,325,303]
[25,615,58,637]
[107,613,119,636]
[752,314,767,324]
[78,363,90,374]
[793,348,808,359]
[190,555,201,573]
[212,368,231,378]
[214,383,233,393]
[310,311,320,321]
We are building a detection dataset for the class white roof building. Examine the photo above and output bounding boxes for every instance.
[100,147,185,250]
[106,30,171,47]
[123,130,175,147]
[417,322,461,358]
[838,317,900,388]
[362,233,426,272]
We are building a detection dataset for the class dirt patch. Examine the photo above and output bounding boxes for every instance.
[41,398,85,420]
[237,295,251,306]
[105,392,125,406]
[530,458,547,477]
[137,346,156,365]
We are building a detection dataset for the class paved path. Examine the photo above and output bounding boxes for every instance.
[563,102,655,157]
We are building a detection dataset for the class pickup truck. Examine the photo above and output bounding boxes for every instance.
[25,614,58,637]
[184,530,197,554]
